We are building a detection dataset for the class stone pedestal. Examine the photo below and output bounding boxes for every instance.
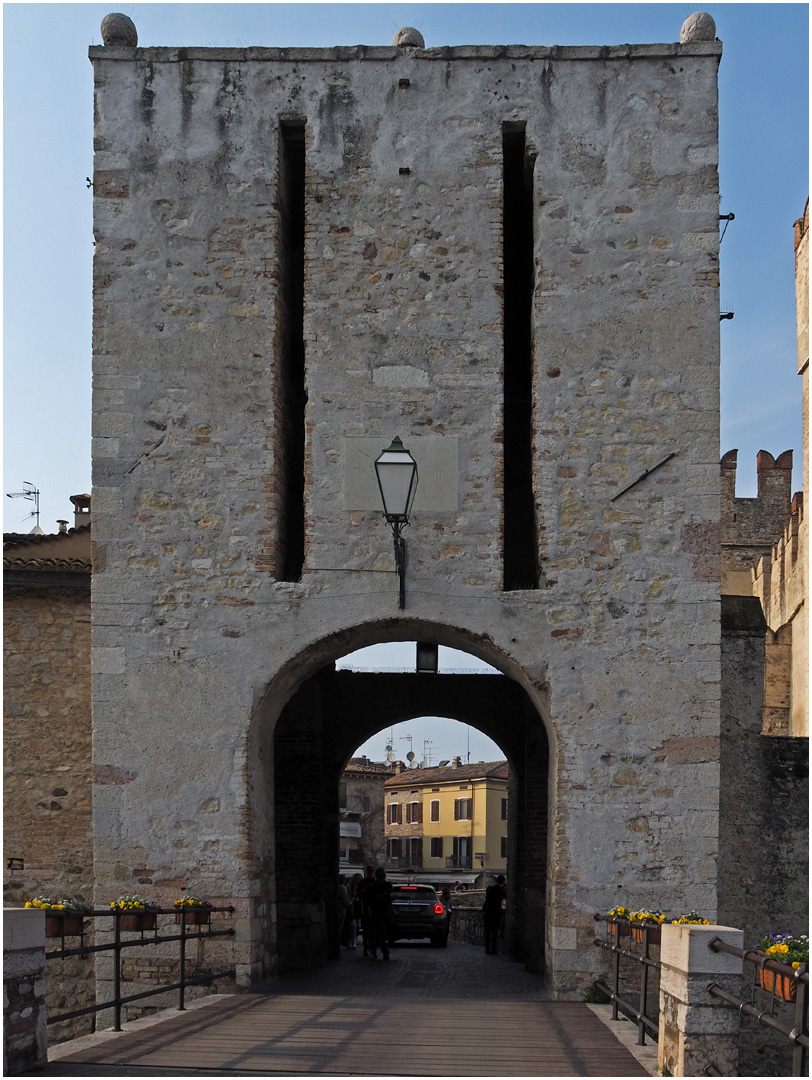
[3,908,47,1075]
[658,923,744,1077]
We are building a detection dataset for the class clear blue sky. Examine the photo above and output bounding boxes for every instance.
[3,4,807,532]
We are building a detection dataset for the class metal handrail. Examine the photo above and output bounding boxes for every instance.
[707,937,809,1077]
[593,915,661,1045]
[43,906,235,1032]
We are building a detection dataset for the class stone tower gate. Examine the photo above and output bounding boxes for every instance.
[90,14,722,993]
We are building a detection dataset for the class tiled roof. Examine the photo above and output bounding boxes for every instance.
[4,526,91,572]
[385,760,508,787]
[343,761,392,777]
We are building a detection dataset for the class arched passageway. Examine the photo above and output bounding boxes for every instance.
[270,662,549,974]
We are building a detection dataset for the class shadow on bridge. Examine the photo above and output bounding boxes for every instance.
[39,941,649,1077]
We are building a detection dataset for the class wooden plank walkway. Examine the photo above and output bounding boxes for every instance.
[49,992,649,1076]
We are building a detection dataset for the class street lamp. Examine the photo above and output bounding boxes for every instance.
[374,436,418,609]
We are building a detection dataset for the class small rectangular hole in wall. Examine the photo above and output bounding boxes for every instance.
[276,118,307,582]
[502,121,539,591]
[398,78,411,88]
[399,167,411,175]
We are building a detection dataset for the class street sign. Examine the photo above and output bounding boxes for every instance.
[475,852,489,859]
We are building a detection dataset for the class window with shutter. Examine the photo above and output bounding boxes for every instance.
[430,836,443,858]
[430,800,440,822]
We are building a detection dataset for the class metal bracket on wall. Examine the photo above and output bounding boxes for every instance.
[610,452,677,502]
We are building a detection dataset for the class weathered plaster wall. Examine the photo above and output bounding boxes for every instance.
[90,36,722,993]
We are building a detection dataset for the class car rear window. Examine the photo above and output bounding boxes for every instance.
[394,886,437,898]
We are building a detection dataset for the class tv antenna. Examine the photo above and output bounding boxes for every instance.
[422,739,434,768]
[6,482,41,528]
[401,734,413,757]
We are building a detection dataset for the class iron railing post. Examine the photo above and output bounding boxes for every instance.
[792,967,808,1078]
[612,929,620,1021]
[638,926,650,1045]
[179,912,187,1011]
[113,911,122,1031]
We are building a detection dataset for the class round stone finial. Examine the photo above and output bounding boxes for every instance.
[101,13,138,48]
[392,27,425,49]
[680,12,716,44]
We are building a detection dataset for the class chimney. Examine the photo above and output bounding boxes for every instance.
[57,520,69,534]
[451,756,462,769]
[69,493,91,530]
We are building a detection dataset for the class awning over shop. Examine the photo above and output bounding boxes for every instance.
[339,822,362,838]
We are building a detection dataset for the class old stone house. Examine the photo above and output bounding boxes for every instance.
[339,757,388,870]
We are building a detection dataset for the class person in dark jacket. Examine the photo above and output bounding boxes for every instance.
[366,868,394,960]
[357,865,376,956]
[482,874,507,954]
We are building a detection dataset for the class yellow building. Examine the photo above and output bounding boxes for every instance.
[384,759,508,883]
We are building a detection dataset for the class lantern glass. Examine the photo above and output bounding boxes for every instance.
[375,437,418,522]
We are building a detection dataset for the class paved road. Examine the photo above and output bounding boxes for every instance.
[33,940,651,1077]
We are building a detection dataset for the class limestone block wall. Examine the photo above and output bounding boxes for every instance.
[3,581,96,1040]
[90,32,722,992]
[3,584,92,904]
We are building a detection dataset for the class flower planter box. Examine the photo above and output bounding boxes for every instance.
[760,968,797,1002]
[119,912,157,932]
[45,914,84,937]
[631,925,661,945]
[175,910,211,925]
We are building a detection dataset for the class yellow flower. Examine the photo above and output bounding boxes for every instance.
[25,901,32,908]
[793,962,800,969]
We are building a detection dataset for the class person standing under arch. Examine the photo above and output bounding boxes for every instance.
[482,874,506,955]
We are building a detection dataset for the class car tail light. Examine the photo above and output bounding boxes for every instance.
[435,903,444,915]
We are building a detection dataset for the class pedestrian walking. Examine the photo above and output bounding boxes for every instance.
[482,874,506,955]
[366,867,394,960]
[357,865,375,956]
[345,872,363,949]
[337,874,351,948]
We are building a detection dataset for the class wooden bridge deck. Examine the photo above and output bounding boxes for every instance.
[43,942,651,1077]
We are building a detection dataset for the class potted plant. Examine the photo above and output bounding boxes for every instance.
[628,910,665,943]
[670,910,711,926]
[605,906,631,938]
[26,897,92,937]
[110,896,158,932]
[174,895,212,925]
[756,933,809,1001]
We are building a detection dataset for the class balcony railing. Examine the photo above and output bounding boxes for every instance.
[446,856,473,869]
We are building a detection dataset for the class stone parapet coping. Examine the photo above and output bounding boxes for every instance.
[89,41,723,63]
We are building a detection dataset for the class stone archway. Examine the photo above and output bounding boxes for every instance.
[266,655,550,975]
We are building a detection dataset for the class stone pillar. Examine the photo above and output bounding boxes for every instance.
[658,923,744,1077]
[3,908,47,1075]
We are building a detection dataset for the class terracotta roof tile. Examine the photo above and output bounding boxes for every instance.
[385,760,508,787]
[4,525,92,572]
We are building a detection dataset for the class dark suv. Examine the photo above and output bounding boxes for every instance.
[389,884,448,947]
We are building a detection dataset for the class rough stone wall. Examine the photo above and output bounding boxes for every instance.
[718,597,809,945]
[3,582,95,1041]
[90,38,722,994]
[718,596,808,1074]
[3,583,92,903]
[720,449,794,593]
